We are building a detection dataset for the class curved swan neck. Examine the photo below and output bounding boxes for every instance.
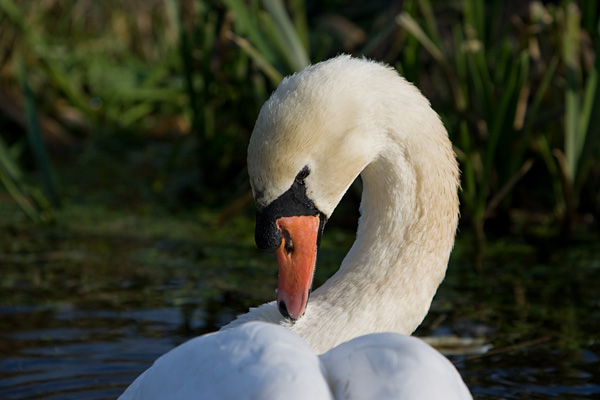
[341,131,458,296]
[356,123,460,283]
[298,94,459,353]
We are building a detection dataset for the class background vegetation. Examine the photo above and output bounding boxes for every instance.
[1,3,599,397]
[1,0,599,256]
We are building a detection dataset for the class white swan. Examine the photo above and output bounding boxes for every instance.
[118,55,469,399]
[119,322,472,400]
[227,54,459,353]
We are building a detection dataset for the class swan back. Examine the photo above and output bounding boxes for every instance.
[321,333,472,400]
[119,322,332,400]
[119,322,472,400]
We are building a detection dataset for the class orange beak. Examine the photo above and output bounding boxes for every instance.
[275,215,320,320]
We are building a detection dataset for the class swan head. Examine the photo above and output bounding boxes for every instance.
[248,56,387,320]
[247,55,450,323]
[249,56,386,218]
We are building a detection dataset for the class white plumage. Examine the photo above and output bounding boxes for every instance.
[119,322,331,400]
[119,322,472,400]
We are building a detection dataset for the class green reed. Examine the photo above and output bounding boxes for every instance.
[0,0,597,245]
[223,0,310,83]
[397,0,551,258]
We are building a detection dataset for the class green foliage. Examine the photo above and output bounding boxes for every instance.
[397,0,599,250]
[398,1,543,252]
[0,135,53,222]
[556,2,600,233]
[0,0,598,245]
[17,54,60,209]
[0,49,57,223]
[223,0,310,82]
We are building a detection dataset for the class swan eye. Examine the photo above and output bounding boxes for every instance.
[282,229,294,254]
[295,166,310,184]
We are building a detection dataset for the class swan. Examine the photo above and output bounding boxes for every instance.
[119,321,472,400]
[118,55,469,399]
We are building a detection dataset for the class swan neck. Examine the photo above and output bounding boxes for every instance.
[308,122,459,349]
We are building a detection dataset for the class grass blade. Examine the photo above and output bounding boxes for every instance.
[577,65,597,158]
[262,0,309,71]
[563,2,581,183]
[417,0,443,48]
[17,53,60,210]
[226,32,283,84]
[223,0,278,64]
[396,12,466,109]
[289,0,309,51]
[396,13,446,69]
[512,55,559,175]
[0,165,40,222]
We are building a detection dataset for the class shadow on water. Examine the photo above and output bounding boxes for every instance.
[0,202,599,399]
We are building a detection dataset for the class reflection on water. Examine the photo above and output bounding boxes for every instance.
[2,302,599,400]
[1,306,183,400]
[1,216,599,399]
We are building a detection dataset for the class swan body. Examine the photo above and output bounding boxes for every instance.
[119,322,331,400]
[119,322,472,400]
[119,55,468,399]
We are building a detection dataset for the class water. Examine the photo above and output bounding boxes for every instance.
[2,302,598,399]
[1,305,180,399]
[1,211,599,399]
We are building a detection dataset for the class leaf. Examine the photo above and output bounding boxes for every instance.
[262,0,309,71]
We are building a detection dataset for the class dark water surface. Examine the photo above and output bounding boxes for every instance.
[1,208,599,399]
